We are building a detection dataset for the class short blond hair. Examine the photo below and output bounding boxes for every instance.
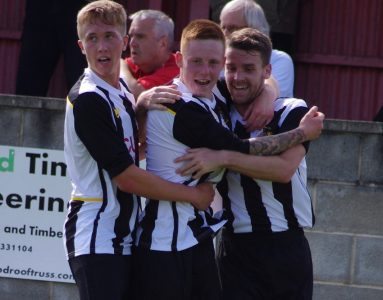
[77,0,127,39]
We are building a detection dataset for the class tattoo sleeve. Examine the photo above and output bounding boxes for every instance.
[249,128,306,156]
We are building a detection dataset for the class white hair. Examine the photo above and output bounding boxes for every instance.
[220,0,270,36]
[129,9,174,49]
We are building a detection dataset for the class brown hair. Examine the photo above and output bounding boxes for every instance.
[227,27,272,66]
[77,0,127,39]
[180,19,225,53]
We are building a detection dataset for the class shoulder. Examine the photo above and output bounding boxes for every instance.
[69,85,110,117]
[274,97,307,112]
[164,97,205,115]
[271,49,293,67]
[271,49,293,61]
[68,75,104,106]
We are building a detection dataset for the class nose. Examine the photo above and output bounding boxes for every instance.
[129,36,137,48]
[97,38,108,52]
[233,70,243,80]
[200,63,211,75]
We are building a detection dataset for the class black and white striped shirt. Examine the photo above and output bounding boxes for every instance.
[136,78,249,251]
[63,68,140,259]
[218,97,314,233]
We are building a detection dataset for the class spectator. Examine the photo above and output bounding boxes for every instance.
[120,9,179,99]
[16,0,88,96]
[220,0,295,97]
[210,0,298,57]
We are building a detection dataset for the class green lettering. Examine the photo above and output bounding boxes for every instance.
[0,149,15,172]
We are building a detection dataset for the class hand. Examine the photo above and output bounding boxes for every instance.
[299,106,325,140]
[192,182,215,210]
[136,85,181,111]
[242,83,275,131]
[175,148,224,179]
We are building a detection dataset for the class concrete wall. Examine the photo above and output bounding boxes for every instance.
[1,94,382,299]
[305,119,383,300]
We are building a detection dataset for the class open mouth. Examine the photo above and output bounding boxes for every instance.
[232,83,248,91]
[195,79,211,86]
[98,57,111,63]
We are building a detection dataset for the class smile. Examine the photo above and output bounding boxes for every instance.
[195,79,210,86]
[232,84,247,90]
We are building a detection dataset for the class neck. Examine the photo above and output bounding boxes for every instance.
[179,76,214,101]
[234,103,250,117]
[198,93,214,101]
[92,69,120,90]
[140,52,170,73]
[235,84,265,116]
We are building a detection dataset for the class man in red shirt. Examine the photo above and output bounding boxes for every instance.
[121,10,179,99]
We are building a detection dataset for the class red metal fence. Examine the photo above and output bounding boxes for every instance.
[0,0,25,96]
[293,0,383,121]
[0,0,382,121]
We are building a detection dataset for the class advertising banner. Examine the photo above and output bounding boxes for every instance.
[0,145,73,283]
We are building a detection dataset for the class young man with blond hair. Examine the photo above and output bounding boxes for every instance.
[63,2,214,299]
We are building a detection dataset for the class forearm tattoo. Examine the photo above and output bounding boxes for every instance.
[249,128,306,156]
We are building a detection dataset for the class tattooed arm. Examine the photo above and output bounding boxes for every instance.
[175,106,324,181]
[249,106,323,155]
[175,145,305,182]
[248,127,305,155]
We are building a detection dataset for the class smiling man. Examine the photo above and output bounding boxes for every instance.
[220,0,295,98]
[120,10,179,99]
[175,27,319,300]
[133,19,324,300]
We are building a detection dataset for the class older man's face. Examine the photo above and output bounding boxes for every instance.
[220,9,247,38]
[128,18,163,69]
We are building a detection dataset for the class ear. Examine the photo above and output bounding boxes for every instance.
[264,63,272,79]
[175,51,183,68]
[159,35,168,50]
[78,40,85,55]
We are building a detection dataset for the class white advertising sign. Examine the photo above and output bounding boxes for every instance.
[0,145,74,283]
